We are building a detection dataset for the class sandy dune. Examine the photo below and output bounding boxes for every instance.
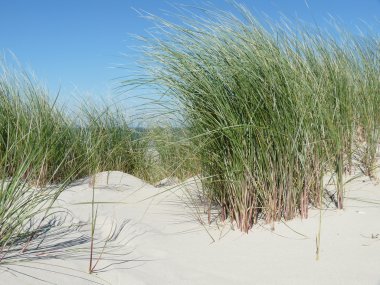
[1,170,379,284]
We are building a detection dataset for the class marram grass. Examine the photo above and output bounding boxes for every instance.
[127,4,380,232]
[0,64,150,254]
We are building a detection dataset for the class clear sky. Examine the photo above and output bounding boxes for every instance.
[1,0,379,107]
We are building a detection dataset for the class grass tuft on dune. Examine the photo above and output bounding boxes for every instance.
[126,4,380,232]
[0,63,150,255]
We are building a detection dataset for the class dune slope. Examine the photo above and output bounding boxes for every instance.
[1,171,380,284]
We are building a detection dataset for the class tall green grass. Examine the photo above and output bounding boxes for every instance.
[76,102,148,177]
[0,68,74,253]
[0,64,149,255]
[0,64,150,183]
[128,5,380,232]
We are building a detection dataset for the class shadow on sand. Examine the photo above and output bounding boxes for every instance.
[0,212,150,284]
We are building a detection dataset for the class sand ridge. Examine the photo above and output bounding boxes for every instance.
[1,171,379,284]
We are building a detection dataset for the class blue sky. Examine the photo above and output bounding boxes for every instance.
[1,0,379,107]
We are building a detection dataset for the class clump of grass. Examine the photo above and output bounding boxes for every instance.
[0,65,81,257]
[0,88,77,256]
[0,62,150,184]
[0,66,76,185]
[0,135,73,258]
[127,4,380,232]
[0,63,150,257]
[76,102,148,177]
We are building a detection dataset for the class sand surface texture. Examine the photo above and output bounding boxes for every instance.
[1,171,380,284]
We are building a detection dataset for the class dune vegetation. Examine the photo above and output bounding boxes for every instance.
[0,4,379,264]
[126,4,380,232]
[0,65,154,255]
[0,60,203,257]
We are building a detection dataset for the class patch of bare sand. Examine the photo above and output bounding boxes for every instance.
[1,171,380,284]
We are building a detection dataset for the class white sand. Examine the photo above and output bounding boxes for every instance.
[1,170,380,284]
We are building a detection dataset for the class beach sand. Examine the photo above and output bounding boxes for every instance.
[1,170,380,284]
